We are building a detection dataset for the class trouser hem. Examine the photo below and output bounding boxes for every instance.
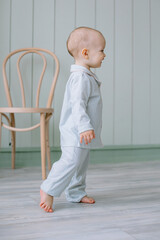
[66,193,87,203]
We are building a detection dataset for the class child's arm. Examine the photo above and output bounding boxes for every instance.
[70,74,95,144]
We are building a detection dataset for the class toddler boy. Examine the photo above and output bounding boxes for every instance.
[40,27,106,212]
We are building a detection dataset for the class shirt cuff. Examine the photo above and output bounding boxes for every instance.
[78,123,94,134]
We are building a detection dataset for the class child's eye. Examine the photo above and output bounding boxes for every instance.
[100,50,104,52]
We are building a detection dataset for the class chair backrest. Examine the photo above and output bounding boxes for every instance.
[2,48,59,108]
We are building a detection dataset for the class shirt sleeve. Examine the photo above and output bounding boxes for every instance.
[70,73,94,134]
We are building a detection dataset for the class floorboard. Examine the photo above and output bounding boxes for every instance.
[0,157,160,239]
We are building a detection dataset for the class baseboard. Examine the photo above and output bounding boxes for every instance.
[0,144,160,153]
[1,144,160,168]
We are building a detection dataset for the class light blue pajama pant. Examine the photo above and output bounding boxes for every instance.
[40,147,90,202]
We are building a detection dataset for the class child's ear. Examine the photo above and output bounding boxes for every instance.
[81,48,89,59]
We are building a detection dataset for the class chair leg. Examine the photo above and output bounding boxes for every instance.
[11,131,16,169]
[10,114,16,169]
[40,113,46,180]
[46,120,51,171]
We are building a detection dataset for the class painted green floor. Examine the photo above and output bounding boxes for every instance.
[0,148,160,168]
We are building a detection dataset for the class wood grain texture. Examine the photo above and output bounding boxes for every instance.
[0,158,160,239]
[0,0,160,148]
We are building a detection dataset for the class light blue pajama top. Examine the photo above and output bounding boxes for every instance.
[59,64,103,149]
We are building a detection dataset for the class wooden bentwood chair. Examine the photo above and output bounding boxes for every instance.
[0,48,59,180]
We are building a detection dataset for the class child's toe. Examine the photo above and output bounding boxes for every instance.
[49,208,53,212]
[46,206,51,212]
[42,203,46,209]
[40,202,44,207]
[44,205,48,211]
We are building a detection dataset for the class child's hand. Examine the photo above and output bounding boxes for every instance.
[80,130,95,145]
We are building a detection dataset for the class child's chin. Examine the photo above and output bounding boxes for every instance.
[91,63,101,68]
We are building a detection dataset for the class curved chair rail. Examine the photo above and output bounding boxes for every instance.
[1,113,52,132]
[0,48,59,179]
[2,47,60,108]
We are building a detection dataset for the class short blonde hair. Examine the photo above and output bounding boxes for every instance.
[66,26,104,57]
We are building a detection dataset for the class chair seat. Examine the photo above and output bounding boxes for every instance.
[0,107,54,113]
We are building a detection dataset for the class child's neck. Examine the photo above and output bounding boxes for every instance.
[74,60,90,71]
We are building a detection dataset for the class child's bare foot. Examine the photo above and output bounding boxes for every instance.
[80,196,95,204]
[40,189,54,212]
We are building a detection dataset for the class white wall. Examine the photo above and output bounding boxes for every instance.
[0,0,160,148]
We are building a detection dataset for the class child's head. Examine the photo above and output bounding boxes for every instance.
[67,27,106,69]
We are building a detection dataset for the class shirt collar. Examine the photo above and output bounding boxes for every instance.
[70,64,102,86]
